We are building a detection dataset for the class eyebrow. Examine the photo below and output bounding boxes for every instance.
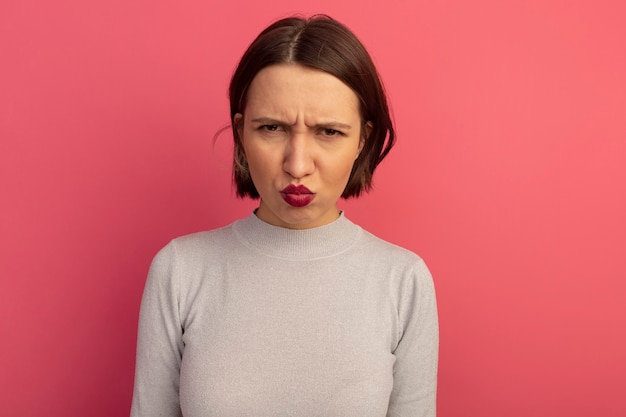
[250,117,353,130]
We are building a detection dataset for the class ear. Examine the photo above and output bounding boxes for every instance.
[233,113,244,139]
[357,121,373,157]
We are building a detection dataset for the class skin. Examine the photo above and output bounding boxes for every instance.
[234,64,371,230]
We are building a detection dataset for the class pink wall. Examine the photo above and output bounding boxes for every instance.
[1,0,625,415]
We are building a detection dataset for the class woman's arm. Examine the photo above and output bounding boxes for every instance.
[130,243,184,417]
[387,260,439,417]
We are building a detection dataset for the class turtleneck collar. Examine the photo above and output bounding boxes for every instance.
[231,211,362,260]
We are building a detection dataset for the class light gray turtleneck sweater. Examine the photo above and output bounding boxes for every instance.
[131,212,438,417]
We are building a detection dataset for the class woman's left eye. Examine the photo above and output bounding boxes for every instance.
[321,128,343,137]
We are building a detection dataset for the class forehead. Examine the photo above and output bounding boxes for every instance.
[244,64,361,122]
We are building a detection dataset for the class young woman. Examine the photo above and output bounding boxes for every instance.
[131,15,438,417]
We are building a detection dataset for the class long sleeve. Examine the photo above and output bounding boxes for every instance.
[129,214,439,417]
[387,259,439,417]
[130,243,184,417]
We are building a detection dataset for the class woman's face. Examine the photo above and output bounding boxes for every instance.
[235,64,368,230]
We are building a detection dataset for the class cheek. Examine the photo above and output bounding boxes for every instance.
[243,145,277,179]
[326,154,359,182]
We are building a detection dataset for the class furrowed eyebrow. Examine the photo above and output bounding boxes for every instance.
[250,117,286,125]
[314,121,352,131]
[250,117,352,130]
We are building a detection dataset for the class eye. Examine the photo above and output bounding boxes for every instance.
[260,124,282,132]
[321,128,344,137]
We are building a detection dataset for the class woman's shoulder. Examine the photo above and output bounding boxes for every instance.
[172,222,236,246]
[350,225,435,308]
[356,226,426,265]
[153,221,240,263]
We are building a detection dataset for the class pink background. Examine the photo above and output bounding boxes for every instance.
[1,0,625,415]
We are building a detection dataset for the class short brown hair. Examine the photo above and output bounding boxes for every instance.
[230,15,395,198]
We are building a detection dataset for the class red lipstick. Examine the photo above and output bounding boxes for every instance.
[281,184,315,207]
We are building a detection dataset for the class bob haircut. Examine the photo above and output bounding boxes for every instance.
[229,15,395,198]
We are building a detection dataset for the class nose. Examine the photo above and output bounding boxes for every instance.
[282,133,315,179]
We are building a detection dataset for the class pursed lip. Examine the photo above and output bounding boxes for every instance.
[280,184,315,207]
[281,184,313,195]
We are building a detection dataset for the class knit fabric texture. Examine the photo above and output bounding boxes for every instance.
[131,212,438,417]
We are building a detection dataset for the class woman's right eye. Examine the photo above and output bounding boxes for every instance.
[260,124,281,132]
